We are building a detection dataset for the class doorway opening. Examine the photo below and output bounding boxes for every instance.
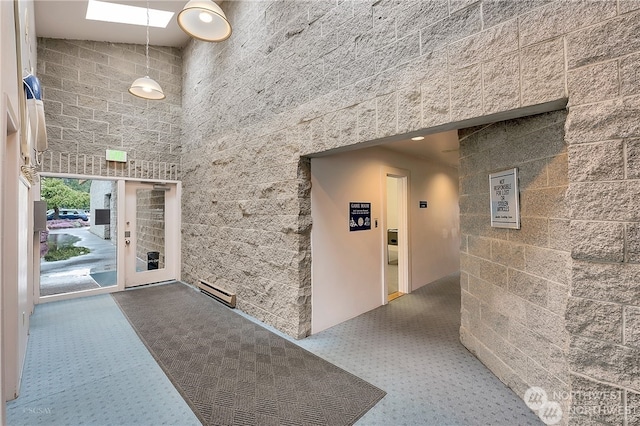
[309,132,460,334]
[37,175,182,301]
[385,172,409,302]
[39,177,118,298]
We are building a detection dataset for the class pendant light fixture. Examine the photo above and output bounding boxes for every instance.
[177,0,232,42]
[129,0,165,100]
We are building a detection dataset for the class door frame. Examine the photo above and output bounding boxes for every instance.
[2,98,24,400]
[36,173,181,303]
[381,167,411,304]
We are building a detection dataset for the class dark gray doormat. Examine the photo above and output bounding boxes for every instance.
[112,283,385,426]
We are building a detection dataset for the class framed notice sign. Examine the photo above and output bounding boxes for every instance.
[349,202,371,231]
[489,168,520,229]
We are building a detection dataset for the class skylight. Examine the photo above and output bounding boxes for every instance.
[86,0,174,28]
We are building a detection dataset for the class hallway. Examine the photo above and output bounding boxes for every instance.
[293,274,541,424]
[298,274,542,426]
[7,275,541,425]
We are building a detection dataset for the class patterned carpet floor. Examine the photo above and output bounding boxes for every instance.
[112,283,385,426]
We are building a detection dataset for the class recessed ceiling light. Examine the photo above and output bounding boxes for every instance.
[86,0,174,28]
[411,136,425,141]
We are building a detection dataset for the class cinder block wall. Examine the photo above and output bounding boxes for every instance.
[564,3,640,423]
[180,0,640,422]
[37,38,182,180]
[458,110,571,414]
[136,189,166,269]
[181,0,575,338]
[34,0,640,421]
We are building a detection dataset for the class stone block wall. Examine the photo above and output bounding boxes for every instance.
[135,189,166,269]
[179,0,640,422]
[33,0,640,421]
[180,0,576,339]
[37,38,182,180]
[564,4,640,423]
[458,110,571,416]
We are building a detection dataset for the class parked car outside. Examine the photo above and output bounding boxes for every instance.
[46,208,88,221]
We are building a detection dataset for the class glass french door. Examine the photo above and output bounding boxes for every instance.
[123,181,180,287]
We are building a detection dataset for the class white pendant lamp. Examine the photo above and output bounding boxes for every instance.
[177,0,232,42]
[129,76,165,100]
[129,0,165,100]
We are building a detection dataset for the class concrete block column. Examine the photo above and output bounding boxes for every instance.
[564,6,640,424]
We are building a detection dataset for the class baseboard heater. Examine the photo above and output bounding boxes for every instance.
[198,279,236,308]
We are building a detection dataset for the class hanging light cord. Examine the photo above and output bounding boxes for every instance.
[145,0,150,76]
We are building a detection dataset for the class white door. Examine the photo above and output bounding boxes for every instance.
[123,181,181,287]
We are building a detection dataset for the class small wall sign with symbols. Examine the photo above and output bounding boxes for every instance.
[349,202,371,231]
[489,168,520,229]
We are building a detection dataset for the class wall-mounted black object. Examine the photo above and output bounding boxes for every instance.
[94,209,110,225]
[147,252,159,270]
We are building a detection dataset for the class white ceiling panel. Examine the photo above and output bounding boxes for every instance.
[34,0,191,47]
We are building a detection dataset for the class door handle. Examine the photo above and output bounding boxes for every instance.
[125,239,130,246]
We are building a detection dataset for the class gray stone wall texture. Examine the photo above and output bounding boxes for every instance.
[33,0,640,422]
[135,189,166,269]
[563,1,640,422]
[37,38,182,180]
[179,0,640,423]
[458,111,572,418]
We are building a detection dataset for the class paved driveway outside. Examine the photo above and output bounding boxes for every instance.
[40,227,117,296]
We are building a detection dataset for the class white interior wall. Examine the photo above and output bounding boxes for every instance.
[2,113,21,401]
[2,0,19,408]
[1,0,37,406]
[18,179,30,387]
[411,167,460,285]
[0,0,8,418]
[311,152,383,334]
[311,146,459,334]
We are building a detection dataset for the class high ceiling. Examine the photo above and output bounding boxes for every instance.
[32,0,460,167]
[34,0,191,47]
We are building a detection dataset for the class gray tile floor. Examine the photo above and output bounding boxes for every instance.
[7,274,542,426]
